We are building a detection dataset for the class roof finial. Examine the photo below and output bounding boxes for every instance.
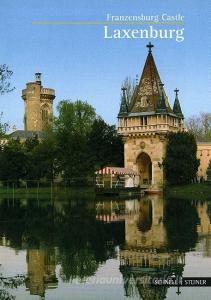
[121,86,127,98]
[146,42,154,53]
[174,88,179,97]
[159,82,164,90]
[136,74,139,85]
[35,72,42,83]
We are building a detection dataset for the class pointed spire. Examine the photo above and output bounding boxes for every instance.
[156,82,167,113]
[130,43,172,113]
[173,88,184,118]
[118,87,128,116]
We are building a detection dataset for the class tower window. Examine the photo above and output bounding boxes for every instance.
[42,109,48,121]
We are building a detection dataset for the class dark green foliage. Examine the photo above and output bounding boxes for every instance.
[163,132,200,185]
[0,112,9,138]
[24,134,57,181]
[0,100,124,183]
[0,197,124,281]
[164,198,199,251]
[88,117,124,170]
[0,139,26,183]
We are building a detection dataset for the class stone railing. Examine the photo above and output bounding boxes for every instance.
[119,249,185,267]
[41,88,55,96]
[118,124,181,135]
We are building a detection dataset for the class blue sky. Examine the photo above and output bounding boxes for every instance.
[0,0,210,130]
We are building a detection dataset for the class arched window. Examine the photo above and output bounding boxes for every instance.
[41,109,48,121]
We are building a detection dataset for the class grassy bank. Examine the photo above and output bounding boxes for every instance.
[0,185,95,199]
[165,183,211,200]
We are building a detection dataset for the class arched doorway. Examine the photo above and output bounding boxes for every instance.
[137,152,152,185]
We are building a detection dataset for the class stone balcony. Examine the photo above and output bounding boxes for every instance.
[41,88,55,97]
[118,124,182,136]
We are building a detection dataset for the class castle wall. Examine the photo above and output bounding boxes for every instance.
[197,143,211,180]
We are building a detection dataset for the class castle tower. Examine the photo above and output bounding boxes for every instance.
[22,73,55,131]
[117,43,184,188]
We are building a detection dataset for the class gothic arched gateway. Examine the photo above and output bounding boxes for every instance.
[137,152,152,185]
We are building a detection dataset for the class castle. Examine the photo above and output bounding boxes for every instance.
[10,73,55,140]
[117,43,184,189]
[117,43,211,187]
[9,45,210,182]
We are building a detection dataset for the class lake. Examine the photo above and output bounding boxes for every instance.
[0,192,210,300]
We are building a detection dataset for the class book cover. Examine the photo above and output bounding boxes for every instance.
[0,1,210,299]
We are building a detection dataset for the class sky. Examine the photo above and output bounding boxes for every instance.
[0,0,210,130]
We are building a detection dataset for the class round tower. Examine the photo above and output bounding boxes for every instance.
[22,73,55,131]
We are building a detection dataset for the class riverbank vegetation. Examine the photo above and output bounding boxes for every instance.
[0,100,124,184]
[165,183,211,200]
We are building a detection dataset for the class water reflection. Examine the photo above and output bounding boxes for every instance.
[0,194,210,299]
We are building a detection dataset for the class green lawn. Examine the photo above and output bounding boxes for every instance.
[165,183,211,200]
[0,185,95,198]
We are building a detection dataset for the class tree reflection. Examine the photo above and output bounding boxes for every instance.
[0,197,124,287]
[0,275,25,300]
[164,198,199,251]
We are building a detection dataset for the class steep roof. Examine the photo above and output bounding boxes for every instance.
[129,43,172,114]
[118,87,128,117]
[8,130,46,139]
[173,88,184,118]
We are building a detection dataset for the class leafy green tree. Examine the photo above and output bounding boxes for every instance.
[0,112,9,138]
[88,117,124,169]
[54,100,96,180]
[32,134,57,180]
[0,139,26,183]
[24,134,57,181]
[163,131,200,185]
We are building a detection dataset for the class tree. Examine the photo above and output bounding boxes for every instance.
[0,65,14,139]
[24,133,58,181]
[186,112,211,141]
[88,117,124,169]
[164,198,199,251]
[0,112,9,138]
[0,139,26,183]
[0,64,15,95]
[163,132,200,185]
[54,100,96,180]
[121,76,136,106]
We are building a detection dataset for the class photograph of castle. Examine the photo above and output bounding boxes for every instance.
[0,1,210,300]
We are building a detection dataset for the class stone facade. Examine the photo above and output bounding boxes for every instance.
[22,73,55,131]
[197,142,211,180]
[117,44,184,189]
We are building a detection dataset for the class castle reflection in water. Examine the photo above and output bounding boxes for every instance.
[0,194,211,299]
[96,196,211,299]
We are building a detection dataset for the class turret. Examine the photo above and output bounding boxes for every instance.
[173,88,184,118]
[22,73,55,131]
